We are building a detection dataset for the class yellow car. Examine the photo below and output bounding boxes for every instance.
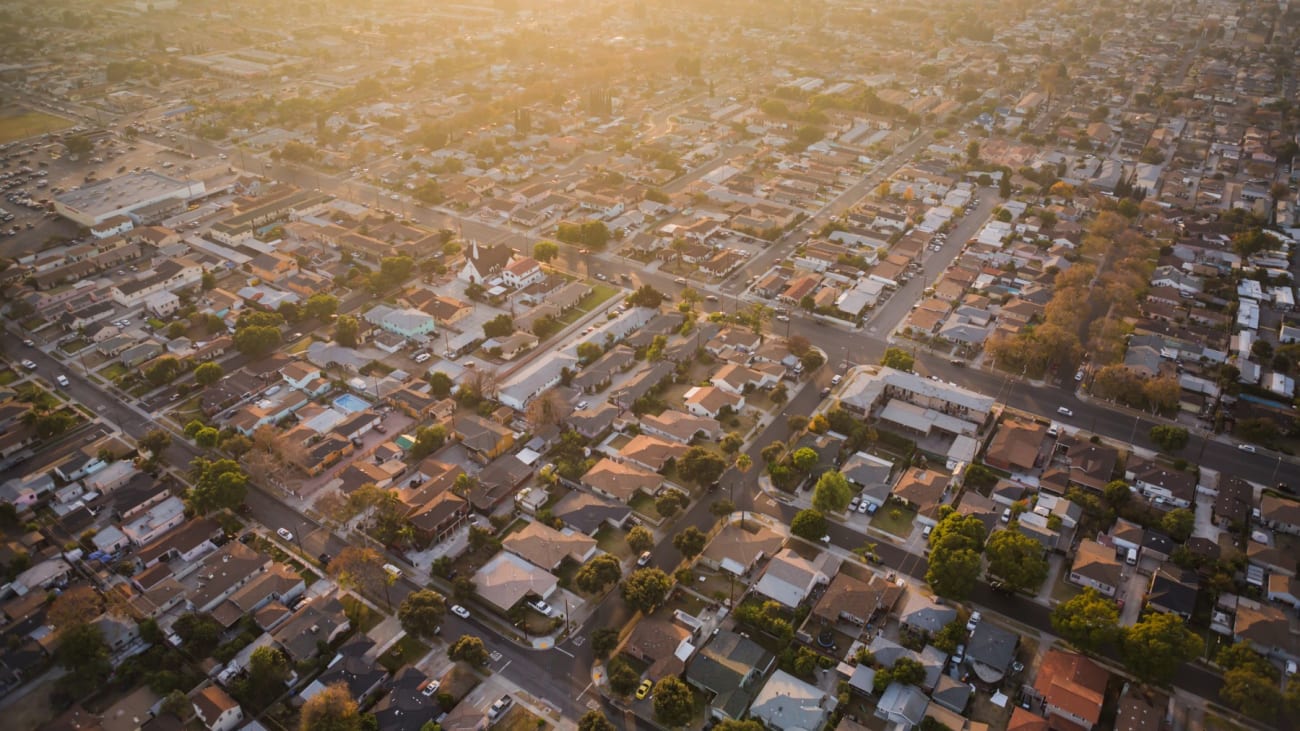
[635,679,653,700]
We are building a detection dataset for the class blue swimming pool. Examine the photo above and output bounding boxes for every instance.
[333,393,371,414]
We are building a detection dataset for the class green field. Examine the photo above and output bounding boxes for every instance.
[0,110,74,144]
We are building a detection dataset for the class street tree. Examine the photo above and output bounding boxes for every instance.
[672,526,707,559]
[578,711,617,731]
[299,683,362,731]
[925,539,982,600]
[194,362,224,386]
[574,554,623,594]
[591,627,620,659]
[56,621,111,685]
[881,347,915,371]
[790,509,827,542]
[335,315,360,347]
[1050,588,1120,653]
[652,676,694,727]
[398,590,447,639]
[680,447,727,488]
[621,568,672,612]
[533,241,559,263]
[328,547,392,607]
[186,457,248,515]
[137,429,172,460]
[655,490,687,518]
[812,470,853,513]
[448,634,489,665]
[715,722,766,731]
[985,530,1050,592]
[1121,612,1201,685]
[626,526,655,553]
[304,293,339,320]
[929,509,988,551]
[1148,425,1189,452]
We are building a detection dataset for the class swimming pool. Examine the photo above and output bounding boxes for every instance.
[332,393,372,414]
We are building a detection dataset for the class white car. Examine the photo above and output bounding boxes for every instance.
[527,599,553,616]
[966,611,981,632]
[421,680,441,696]
[450,604,471,619]
[831,374,842,385]
[1238,443,1257,454]
[20,359,36,370]
[55,374,69,387]
[1056,406,1073,417]
[276,528,294,541]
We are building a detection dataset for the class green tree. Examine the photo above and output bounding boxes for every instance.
[427,371,453,397]
[144,356,182,387]
[173,612,223,656]
[1160,508,1195,542]
[1149,425,1189,452]
[1221,667,1282,721]
[715,722,766,731]
[194,361,223,386]
[138,429,172,459]
[533,241,559,263]
[398,590,447,639]
[679,447,727,487]
[578,711,617,731]
[448,635,489,665]
[627,285,666,308]
[881,347,915,371]
[1121,612,1200,685]
[925,539,982,600]
[299,683,362,731]
[335,315,360,347]
[576,341,604,364]
[790,509,827,541]
[621,568,672,612]
[626,526,655,553]
[591,627,620,659]
[304,293,339,320]
[812,470,853,512]
[55,622,110,684]
[652,676,694,727]
[186,458,249,515]
[482,314,514,339]
[407,425,448,460]
[1051,588,1120,653]
[790,447,819,472]
[607,657,640,696]
[672,526,707,559]
[985,529,1049,591]
[655,490,687,518]
[574,554,623,594]
[244,646,291,706]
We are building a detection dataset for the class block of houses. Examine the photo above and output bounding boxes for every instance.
[1069,539,1122,597]
[753,548,839,608]
[1031,649,1108,731]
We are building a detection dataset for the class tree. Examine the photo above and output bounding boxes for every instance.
[483,314,513,339]
[652,676,694,727]
[1052,588,1121,654]
[138,428,172,459]
[790,447,818,472]
[925,541,982,600]
[621,568,672,612]
[719,432,744,455]
[233,325,281,357]
[929,511,987,551]
[145,356,183,387]
[790,509,827,542]
[398,590,447,639]
[985,530,1049,592]
[300,683,362,731]
[591,627,620,659]
[715,722,766,731]
[679,447,727,488]
[710,499,736,518]
[186,457,248,514]
[48,586,101,631]
[1121,612,1200,685]
[336,315,360,347]
[173,611,223,655]
[626,526,655,553]
[329,547,391,606]
[574,554,623,594]
[245,646,291,705]
[627,284,666,309]
[427,371,453,397]
[1160,508,1195,542]
[448,634,489,665]
[576,341,604,364]
[533,241,559,263]
[304,293,339,320]
[1221,666,1282,721]
[655,490,687,518]
[64,134,93,157]
[194,361,223,386]
[881,347,915,372]
[673,526,707,559]
[1149,425,1189,452]
[408,425,448,460]
[812,470,853,513]
[965,140,981,163]
[578,711,617,731]
[55,622,110,684]
[607,657,641,696]
[160,689,190,718]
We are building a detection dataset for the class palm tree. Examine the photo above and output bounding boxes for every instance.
[732,453,753,529]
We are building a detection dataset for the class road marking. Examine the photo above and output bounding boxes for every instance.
[571,635,585,646]
[555,647,574,658]
[499,659,511,672]
[490,650,503,661]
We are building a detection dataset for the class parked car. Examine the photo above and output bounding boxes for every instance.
[966,611,981,632]
[421,680,441,696]
[636,680,653,700]
[1056,406,1073,417]
[527,599,553,616]
[55,374,69,387]
[451,604,471,619]
[488,696,513,720]
[20,359,36,370]
[276,528,294,541]
[637,551,652,567]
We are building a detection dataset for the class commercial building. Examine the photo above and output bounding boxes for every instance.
[54,172,205,227]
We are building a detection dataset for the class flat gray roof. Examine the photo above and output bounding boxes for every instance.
[56,172,195,218]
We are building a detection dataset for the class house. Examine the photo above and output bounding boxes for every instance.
[1146,566,1198,619]
[1069,539,1122,597]
[1115,686,1166,731]
[454,414,514,462]
[273,594,352,663]
[748,670,835,731]
[753,548,838,608]
[930,674,974,715]
[641,410,721,444]
[699,522,784,576]
[892,469,950,524]
[1233,598,1300,660]
[874,683,929,729]
[502,521,597,571]
[1042,437,1118,494]
[363,304,436,339]
[841,451,894,507]
[1032,649,1108,731]
[683,385,745,419]
[581,458,661,503]
[684,630,775,721]
[1214,476,1254,528]
[624,616,696,680]
[965,621,1019,684]
[192,686,243,731]
[1127,458,1196,508]
[984,419,1047,472]
[899,590,957,635]
[1009,708,1050,731]
[440,701,488,731]
[619,434,687,472]
[1267,574,1300,609]
[501,257,543,289]
[1262,494,1300,536]
[570,402,619,439]
[550,491,631,535]
[372,667,441,731]
[301,636,387,704]
[812,571,904,626]
[472,551,558,612]
[408,492,469,547]
[459,241,513,283]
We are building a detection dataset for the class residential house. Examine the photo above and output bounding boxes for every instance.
[273,594,352,663]
[753,548,838,608]
[454,414,514,463]
[1262,495,1300,536]
[699,523,784,576]
[624,616,696,680]
[812,571,904,627]
[965,621,1018,684]
[407,492,469,547]
[1233,598,1300,660]
[900,590,957,635]
[685,631,776,721]
[472,551,558,612]
[893,469,950,525]
[619,434,686,473]
[1069,539,1122,597]
[875,683,929,729]
[641,410,721,444]
[502,521,597,571]
[1126,458,1196,508]
[581,458,661,503]
[683,386,745,419]
[302,636,387,704]
[1032,649,1108,731]
[748,670,835,731]
[1146,566,1198,619]
[372,667,441,731]
[192,686,243,731]
[984,419,1047,472]
[551,491,631,535]
[501,257,543,289]
[1115,686,1166,731]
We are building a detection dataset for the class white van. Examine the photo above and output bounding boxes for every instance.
[382,563,403,580]
[1125,548,1138,566]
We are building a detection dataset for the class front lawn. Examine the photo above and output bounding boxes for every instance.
[377,634,430,672]
[58,338,88,355]
[495,704,549,731]
[594,524,634,561]
[341,595,385,632]
[869,498,916,538]
[628,492,663,521]
[0,369,16,386]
